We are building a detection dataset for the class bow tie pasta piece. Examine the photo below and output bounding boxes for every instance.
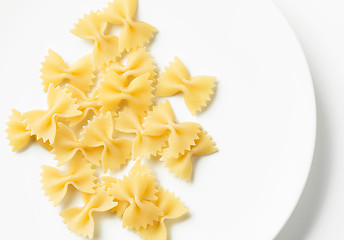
[71,11,120,67]
[80,112,132,172]
[162,130,218,182]
[6,109,31,152]
[100,0,157,52]
[52,123,101,166]
[40,50,95,93]
[23,84,81,143]
[142,100,201,158]
[60,185,117,239]
[108,160,163,230]
[97,71,154,115]
[40,154,97,206]
[155,57,216,115]
[115,107,167,160]
[6,109,55,152]
[65,84,101,127]
[137,187,188,240]
[154,188,188,222]
[107,47,156,80]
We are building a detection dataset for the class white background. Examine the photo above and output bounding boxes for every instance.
[275,0,344,239]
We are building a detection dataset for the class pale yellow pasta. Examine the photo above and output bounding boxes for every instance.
[137,187,188,240]
[155,57,216,115]
[52,123,89,166]
[40,49,95,93]
[101,176,124,214]
[65,84,100,126]
[6,109,57,152]
[142,100,201,158]
[100,0,157,52]
[129,158,152,176]
[7,0,219,239]
[23,84,81,143]
[99,176,120,213]
[97,71,153,115]
[107,47,156,80]
[115,107,167,160]
[115,161,158,219]
[40,154,96,206]
[60,184,117,239]
[6,109,31,152]
[37,139,54,152]
[162,130,218,182]
[71,11,119,67]
[101,176,117,190]
[108,160,163,230]
[80,112,132,172]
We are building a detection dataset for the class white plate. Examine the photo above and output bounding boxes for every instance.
[0,0,315,239]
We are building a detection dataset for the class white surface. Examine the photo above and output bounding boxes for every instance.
[274,0,344,239]
[0,0,316,239]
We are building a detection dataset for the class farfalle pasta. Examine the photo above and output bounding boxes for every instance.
[100,0,157,52]
[115,107,167,160]
[137,187,188,240]
[41,154,97,206]
[97,71,154,115]
[6,109,70,153]
[155,57,216,115]
[23,84,81,143]
[52,123,94,166]
[107,160,188,240]
[142,100,201,158]
[162,130,218,181]
[107,47,156,80]
[60,184,117,239]
[108,160,163,230]
[71,11,119,67]
[7,0,217,239]
[41,50,95,93]
[6,109,31,152]
[80,112,132,172]
[65,84,100,126]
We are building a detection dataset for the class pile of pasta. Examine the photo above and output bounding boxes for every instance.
[6,0,217,239]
